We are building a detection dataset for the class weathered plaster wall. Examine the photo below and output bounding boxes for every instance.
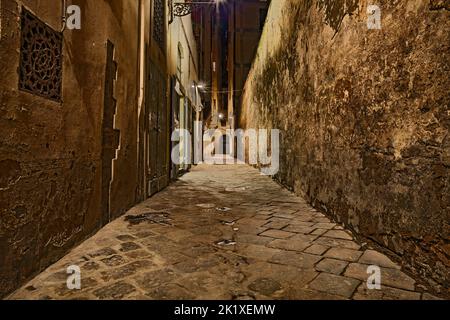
[241,0,449,292]
[0,0,140,297]
[168,14,200,103]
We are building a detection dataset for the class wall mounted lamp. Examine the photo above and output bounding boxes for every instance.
[169,0,218,24]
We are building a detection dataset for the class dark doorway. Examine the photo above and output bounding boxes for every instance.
[220,134,232,155]
[146,60,169,197]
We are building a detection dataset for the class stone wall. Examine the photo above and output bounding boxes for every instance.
[241,0,449,292]
[0,0,140,297]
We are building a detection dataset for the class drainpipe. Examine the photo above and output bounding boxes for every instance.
[61,0,67,32]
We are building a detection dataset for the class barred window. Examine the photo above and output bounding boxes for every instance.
[19,8,63,102]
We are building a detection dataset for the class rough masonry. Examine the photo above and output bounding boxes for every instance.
[240,0,449,293]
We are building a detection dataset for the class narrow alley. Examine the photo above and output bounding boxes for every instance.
[1,0,449,305]
[8,165,433,300]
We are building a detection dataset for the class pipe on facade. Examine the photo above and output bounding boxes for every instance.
[61,0,67,32]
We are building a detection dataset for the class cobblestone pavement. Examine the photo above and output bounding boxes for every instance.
[9,165,440,300]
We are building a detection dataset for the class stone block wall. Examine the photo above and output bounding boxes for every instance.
[241,0,449,292]
[0,0,140,297]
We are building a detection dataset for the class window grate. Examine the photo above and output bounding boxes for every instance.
[19,8,63,102]
[153,0,165,51]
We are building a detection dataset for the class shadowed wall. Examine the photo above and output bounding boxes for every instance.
[241,0,449,292]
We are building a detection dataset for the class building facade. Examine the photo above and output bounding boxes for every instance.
[194,0,269,130]
[227,0,270,130]
[0,0,202,298]
[168,1,203,176]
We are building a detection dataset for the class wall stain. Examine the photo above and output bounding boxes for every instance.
[241,0,450,296]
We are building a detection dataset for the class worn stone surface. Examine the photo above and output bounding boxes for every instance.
[315,258,349,275]
[324,248,363,262]
[7,165,433,300]
[353,283,422,301]
[344,263,416,291]
[240,0,450,292]
[358,250,401,270]
[308,273,360,299]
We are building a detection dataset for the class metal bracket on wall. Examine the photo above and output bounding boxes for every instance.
[169,0,212,24]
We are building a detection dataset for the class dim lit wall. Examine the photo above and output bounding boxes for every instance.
[168,13,201,107]
[0,0,140,297]
[232,0,269,113]
[241,0,449,292]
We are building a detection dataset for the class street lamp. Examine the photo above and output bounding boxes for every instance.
[169,0,220,24]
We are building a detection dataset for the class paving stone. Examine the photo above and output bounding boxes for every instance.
[323,230,353,240]
[88,247,117,258]
[93,281,136,300]
[272,212,296,219]
[353,283,421,300]
[256,210,273,216]
[116,235,136,242]
[235,225,268,235]
[181,243,217,258]
[236,233,273,245]
[165,229,195,242]
[248,278,282,296]
[8,164,430,301]
[325,248,363,262]
[119,242,141,252]
[238,244,282,261]
[314,237,361,250]
[44,270,71,283]
[267,239,310,252]
[269,251,322,269]
[134,269,177,291]
[241,262,317,286]
[101,260,154,281]
[124,249,153,259]
[54,277,99,297]
[358,250,401,270]
[263,220,290,230]
[101,255,127,267]
[344,263,416,291]
[282,288,346,300]
[313,223,336,230]
[308,273,360,299]
[283,225,316,234]
[268,217,292,224]
[259,229,295,239]
[422,293,443,300]
[237,218,268,227]
[291,234,318,243]
[304,244,329,255]
[312,217,332,223]
[272,208,297,215]
[133,231,157,238]
[146,283,195,300]
[315,258,349,275]
[288,221,315,227]
[310,229,328,236]
[82,261,101,271]
[295,215,315,222]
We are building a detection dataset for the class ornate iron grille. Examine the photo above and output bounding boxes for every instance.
[153,0,165,50]
[173,0,199,17]
[19,8,63,102]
